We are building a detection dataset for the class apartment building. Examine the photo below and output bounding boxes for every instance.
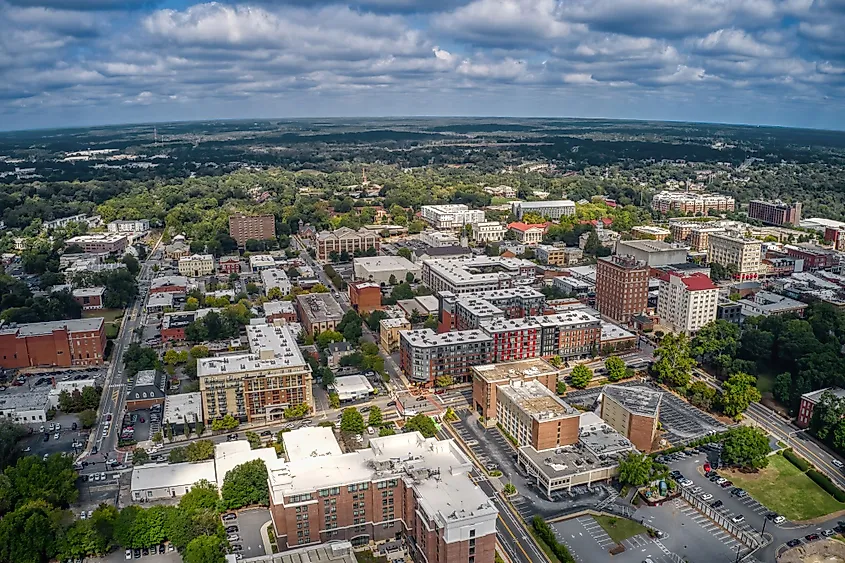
[107,219,150,234]
[0,318,106,369]
[657,272,719,334]
[437,288,546,331]
[507,222,546,245]
[688,226,726,251]
[615,240,689,267]
[178,254,215,277]
[296,293,344,335]
[478,317,540,363]
[497,380,580,451]
[599,385,662,452]
[228,214,276,247]
[267,429,498,563]
[651,191,735,215]
[379,317,411,352]
[65,233,128,254]
[797,387,845,428]
[262,269,292,297]
[595,255,649,323]
[399,329,493,385]
[316,228,380,261]
[421,256,536,295]
[707,232,762,281]
[471,358,559,426]
[630,226,671,241]
[511,200,576,221]
[668,221,697,243]
[197,324,313,423]
[419,204,485,230]
[419,230,459,248]
[471,221,506,244]
[748,200,802,227]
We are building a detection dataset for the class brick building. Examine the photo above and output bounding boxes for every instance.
[786,244,839,272]
[595,255,649,323]
[218,256,241,274]
[315,228,379,261]
[150,275,189,295]
[651,192,735,215]
[72,287,105,310]
[747,200,802,227]
[599,385,662,451]
[296,293,344,335]
[497,379,580,451]
[797,387,845,428]
[125,370,166,411]
[471,358,560,427]
[65,233,129,254]
[348,281,381,314]
[399,329,493,386]
[0,318,106,369]
[228,214,276,247]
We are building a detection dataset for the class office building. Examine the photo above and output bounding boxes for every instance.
[399,329,493,385]
[707,232,762,281]
[471,358,559,426]
[178,254,215,277]
[316,227,380,261]
[497,380,580,451]
[296,293,344,335]
[738,290,808,318]
[107,219,150,234]
[0,318,106,369]
[379,317,411,352]
[348,281,381,314]
[250,254,276,272]
[595,256,649,323]
[72,287,105,310]
[615,240,689,267]
[657,272,719,334]
[747,200,802,227]
[198,324,313,423]
[352,256,420,285]
[797,387,845,428]
[630,226,671,241]
[421,256,536,295]
[599,385,662,451]
[419,230,460,248]
[229,214,276,247]
[65,233,128,254]
[267,430,498,562]
[262,269,292,297]
[507,222,546,245]
[471,221,506,244]
[511,200,576,221]
[651,192,735,215]
[420,204,485,230]
[0,388,51,426]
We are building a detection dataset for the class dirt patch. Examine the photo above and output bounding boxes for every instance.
[779,539,845,563]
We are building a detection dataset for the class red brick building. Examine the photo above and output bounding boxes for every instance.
[150,276,189,295]
[797,387,845,428]
[348,281,381,314]
[218,256,241,274]
[786,245,839,272]
[595,255,649,323]
[228,214,276,247]
[0,318,106,369]
[72,287,105,310]
[747,200,801,227]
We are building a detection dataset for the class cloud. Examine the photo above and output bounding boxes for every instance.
[4,0,158,9]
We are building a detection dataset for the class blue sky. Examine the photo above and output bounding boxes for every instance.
[1,0,845,131]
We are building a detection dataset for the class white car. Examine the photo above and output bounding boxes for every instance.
[732,515,745,523]
[774,516,786,524]
[125,549,132,560]
[680,479,694,487]
[700,493,713,501]
[715,477,727,484]
[833,459,844,468]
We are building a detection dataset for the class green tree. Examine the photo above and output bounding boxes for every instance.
[720,372,761,418]
[404,414,437,438]
[185,440,215,462]
[652,332,695,388]
[721,426,771,471]
[245,431,261,449]
[368,406,383,427]
[168,447,187,463]
[183,535,225,563]
[211,414,239,432]
[179,480,219,512]
[185,296,199,311]
[78,409,97,429]
[163,349,179,365]
[570,365,593,389]
[4,454,78,509]
[388,274,398,285]
[366,310,388,331]
[190,345,210,358]
[604,356,628,383]
[0,500,63,563]
[423,316,438,330]
[340,408,365,434]
[549,355,563,368]
[220,459,270,509]
[284,403,310,420]
[132,448,150,466]
[556,379,567,395]
[435,375,454,388]
[618,452,654,486]
[315,330,344,349]
[328,393,340,409]
[390,282,414,301]
[379,426,396,437]
[691,319,740,367]
[503,483,517,496]
[397,247,412,260]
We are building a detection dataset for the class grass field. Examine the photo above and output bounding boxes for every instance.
[83,308,124,322]
[755,371,775,395]
[724,454,845,521]
[593,515,648,544]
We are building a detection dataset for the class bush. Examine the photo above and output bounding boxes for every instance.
[783,448,811,472]
[807,469,845,502]
[532,516,575,563]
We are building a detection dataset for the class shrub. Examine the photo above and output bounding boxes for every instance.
[783,448,811,472]
[532,516,575,563]
[807,469,845,503]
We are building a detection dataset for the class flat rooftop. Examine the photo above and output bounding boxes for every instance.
[578,411,636,456]
[739,291,807,313]
[456,296,504,318]
[802,387,845,404]
[0,317,104,337]
[535,310,601,328]
[264,300,296,316]
[400,328,491,348]
[602,384,662,417]
[72,287,105,297]
[472,357,558,384]
[472,286,545,302]
[498,380,578,421]
[245,324,305,364]
[198,325,308,377]
[163,392,201,425]
[146,292,173,308]
[601,322,636,341]
[617,240,689,253]
[150,275,188,289]
[243,541,357,563]
[250,254,275,266]
[283,427,343,462]
[353,256,418,273]
[380,317,411,329]
[331,374,374,396]
[423,256,533,285]
[296,293,344,323]
[131,460,216,493]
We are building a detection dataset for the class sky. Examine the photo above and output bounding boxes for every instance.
[1,0,845,131]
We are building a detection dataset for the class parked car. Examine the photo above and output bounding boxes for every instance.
[774,516,786,525]
[125,549,132,559]
[231,545,243,552]
[260,430,272,436]
[227,534,240,542]
[805,533,820,542]
[703,463,711,472]
[711,500,723,508]
[823,529,836,537]
[732,515,745,524]
[700,493,713,501]
[720,480,733,488]
[786,539,802,548]
[833,459,844,469]
[226,526,239,534]
[222,513,238,522]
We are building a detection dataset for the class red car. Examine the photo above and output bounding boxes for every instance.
[720,480,733,488]
[703,463,712,472]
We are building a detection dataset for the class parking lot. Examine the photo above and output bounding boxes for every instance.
[223,507,271,558]
[21,412,90,458]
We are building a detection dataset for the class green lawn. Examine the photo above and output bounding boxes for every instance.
[593,515,648,544]
[755,371,775,394]
[83,308,125,323]
[724,454,845,521]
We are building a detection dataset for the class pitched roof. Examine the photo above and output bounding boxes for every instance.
[507,222,547,233]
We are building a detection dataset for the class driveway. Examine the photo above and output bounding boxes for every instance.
[224,507,271,558]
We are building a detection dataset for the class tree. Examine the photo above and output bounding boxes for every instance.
[185,440,215,462]
[179,480,219,512]
[721,372,761,418]
[284,403,310,420]
[315,329,344,349]
[405,271,415,283]
[652,333,695,388]
[435,375,454,388]
[368,406,383,427]
[0,500,63,563]
[245,431,261,449]
[190,345,210,358]
[691,320,740,366]
[366,310,388,331]
[549,355,563,368]
[168,448,187,463]
[211,414,239,432]
[687,381,719,411]
[183,535,225,563]
[379,426,396,437]
[617,452,654,486]
[721,426,771,471]
[340,408,365,434]
[185,296,199,311]
[605,356,628,383]
[337,309,363,344]
[397,247,412,260]
[390,282,414,301]
[132,448,150,466]
[122,254,140,275]
[404,414,437,438]
[503,483,517,496]
[4,454,78,509]
[163,349,179,365]
[328,393,340,409]
[388,274,398,285]
[556,379,567,395]
[570,365,593,389]
[78,408,97,429]
[220,459,270,509]
[423,316,438,330]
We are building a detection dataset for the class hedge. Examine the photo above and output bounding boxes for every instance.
[807,469,845,503]
[783,448,811,472]
[532,516,575,563]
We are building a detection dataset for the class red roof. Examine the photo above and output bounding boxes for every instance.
[680,273,717,291]
[507,222,547,232]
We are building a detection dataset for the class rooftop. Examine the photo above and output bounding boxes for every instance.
[261,268,290,288]
[179,253,213,262]
[601,321,636,342]
[198,324,308,377]
[414,245,472,258]
[330,374,375,397]
[250,254,276,266]
[578,413,636,457]
[472,358,559,384]
[66,233,127,244]
[601,384,662,417]
[617,240,690,253]
[455,296,504,318]
[353,255,417,272]
[150,275,189,289]
[241,540,357,563]
[72,287,105,297]
[380,317,411,329]
[739,290,807,314]
[214,440,278,490]
[130,460,216,493]
[163,392,201,425]
[264,301,296,316]
[498,380,578,421]
[400,328,491,348]
[632,225,672,235]
[507,222,547,233]
[0,317,104,337]
[423,256,535,286]
[295,293,344,323]
[801,387,845,405]
[534,310,601,328]
[513,200,576,209]
[473,287,546,302]
[283,427,344,462]
[146,292,174,308]
[0,387,51,411]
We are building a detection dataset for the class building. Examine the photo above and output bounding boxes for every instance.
[595,256,649,323]
[348,281,381,314]
[797,387,845,428]
[161,309,219,342]
[316,227,380,261]
[126,370,166,411]
[419,204,485,230]
[716,299,743,324]
[164,238,190,259]
[599,385,662,451]
[72,287,105,310]
[579,227,620,250]
[497,380,580,451]
[484,184,517,198]
[65,233,128,254]
[197,324,313,423]
[615,240,689,267]
[471,358,559,427]
[267,430,498,561]
[421,256,536,295]
[507,222,546,245]
[218,256,241,274]
[738,290,808,318]
[43,213,90,231]
[178,254,215,277]
[0,318,106,369]
[535,245,566,266]
[511,200,576,220]
[107,219,150,234]
[250,254,276,273]
[471,221,506,244]
[229,214,276,247]
[146,292,174,314]
[396,296,440,319]
[352,256,420,285]
[688,226,726,251]
[0,389,51,426]
[651,192,735,215]
[412,245,472,263]
[437,288,546,331]
[262,269,292,297]
[657,272,719,334]
[295,293,344,335]
[329,374,374,402]
[162,392,202,433]
[326,342,354,369]
[707,232,762,281]
[480,311,601,362]
[747,200,802,227]
[399,329,493,386]
[419,230,459,248]
[264,301,298,324]
[379,317,411,352]
[630,226,671,241]
[785,244,839,272]
[601,322,638,353]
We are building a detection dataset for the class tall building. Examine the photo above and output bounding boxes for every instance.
[657,272,719,334]
[348,281,381,314]
[471,358,560,426]
[615,240,689,267]
[651,192,735,215]
[595,255,649,323]
[315,227,380,261]
[511,200,576,220]
[688,226,726,251]
[599,385,662,451]
[228,214,276,247]
[706,232,762,281]
[399,329,493,385]
[747,200,802,227]
[497,379,581,451]
[267,429,498,562]
[0,318,106,369]
[419,204,485,230]
[197,324,312,423]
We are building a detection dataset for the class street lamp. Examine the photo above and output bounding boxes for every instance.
[761,515,768,539]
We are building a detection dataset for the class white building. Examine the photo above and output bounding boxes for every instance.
[107,219,150,234]
[330,374,375,402]
[707,232,762,281]
[0,389,51,426]
[657,272,719,334]
[178,254,214,277]
[511,200,576,220]
[471,221,506,244]
[249,254,276,272]
[420,204,485,230]
[261,268,292,297]
[421,255,536,294]
[419,230,460,248]
[352,256,420,284]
